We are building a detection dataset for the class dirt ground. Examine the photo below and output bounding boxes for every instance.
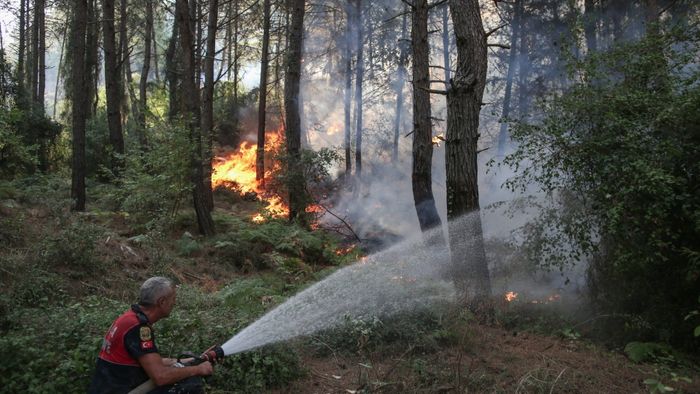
[275,324,700,393]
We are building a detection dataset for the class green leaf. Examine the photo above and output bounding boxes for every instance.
[694,326,700,337]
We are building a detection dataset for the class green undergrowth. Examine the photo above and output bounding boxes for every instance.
[0,284,305,393]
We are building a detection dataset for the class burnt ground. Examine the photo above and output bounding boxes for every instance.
[274,324,700,394]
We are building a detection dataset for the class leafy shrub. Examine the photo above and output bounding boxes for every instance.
[501,25,700,348]
[0,112,36,178]
[38,220,105,278]
[118,122,190,232]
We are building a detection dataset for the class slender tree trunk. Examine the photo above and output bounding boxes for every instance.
[85,0,100,117]
[53,24,68,119]
[284,0,306,223]
[411,0,442,232]
[233,0,240,106]
[71,0,89,211]
[152,22,160,82]
[37,0,45,112]
[177,0,215,236]
[30,0,39,106]
[201,0,219,211]
[496,0,522,159]
[119,0,129,120]
[442,3,450,82]
[256,0,272,184]
[517,10,529,118]
[354,0,363,180]
[446,0,491,301]
[194,0,202,91]
[343,1,353,178]
[392,8,408,163]
[103,0,125,175]
[17,0,26,108]
[138,0,154,146]
[167,5,181,120]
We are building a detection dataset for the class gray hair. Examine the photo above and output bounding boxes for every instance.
[139,277,175,306]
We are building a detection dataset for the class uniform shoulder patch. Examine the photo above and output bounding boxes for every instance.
[139,326,152,341]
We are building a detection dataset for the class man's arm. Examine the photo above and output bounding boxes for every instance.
[138,353,213,387]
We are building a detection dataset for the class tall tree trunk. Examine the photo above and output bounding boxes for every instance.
[442,3,450,82]
[194,0,202,91]
[496,0,522,159]
[152,22,160,82]
[103,0,125,175]
[53,24,68,119]
[343,1,353,178]
[284,0,306,223]
[167,4,181,120]
[201,0,219,211]
[392,7,408,163]
[233,0,240,108]
[138,0,154,147]
[17,0,26,108]
[37,0,45,112]
[354,0,363,180]
[71,0,89,211]
[177,0,215,236]
[256,0,272,184]
[411,0,442,232]
[119,0,129,120]
[30,0,39,106]
[517,10,529,118]
[85,0,100,117]
[446,0,491,301]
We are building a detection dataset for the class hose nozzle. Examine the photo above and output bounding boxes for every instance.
[201,345,224,363]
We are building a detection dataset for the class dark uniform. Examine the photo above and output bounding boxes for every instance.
[88,304,158,393]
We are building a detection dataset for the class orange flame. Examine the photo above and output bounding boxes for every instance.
[212,133,287,220]
[505,291,518,302]
[432,133,445,146]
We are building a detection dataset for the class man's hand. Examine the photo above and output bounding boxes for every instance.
[200,345,223,364]
[196,361,214,376]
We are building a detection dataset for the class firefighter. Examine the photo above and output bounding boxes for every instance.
[88,277,216,393]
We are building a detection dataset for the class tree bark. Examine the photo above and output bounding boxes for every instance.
[17,0,26,108]
[496,0,522,159]
[85,0,100,117]
[103,0,125,174]
[284,0,306,223]
[201,0,219,211]
[343,0,353,178]
[177,0,215,236]
[71,0,89,211]
[354,0,363,180]
[138,0,154,147]
[392,7,408,163]
[256,0,272,185]
[36,0,45,112]
[30,0,39,106]
[166,5,181,120]
[411,0,442,232]
[442,3,450,83]
[446,0,491,300]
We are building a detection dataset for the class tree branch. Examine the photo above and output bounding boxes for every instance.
[428,0,449,9]
[488,43,510,49]
[400,0,415,9]
[485,23,508,37]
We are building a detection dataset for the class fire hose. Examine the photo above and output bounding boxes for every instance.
[127,346,224,394]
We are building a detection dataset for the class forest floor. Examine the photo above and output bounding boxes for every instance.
[2,180,700,393]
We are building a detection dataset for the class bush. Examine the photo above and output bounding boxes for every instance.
[502,26,700,348]
[118,122,191,232]
[38,220,105,278]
